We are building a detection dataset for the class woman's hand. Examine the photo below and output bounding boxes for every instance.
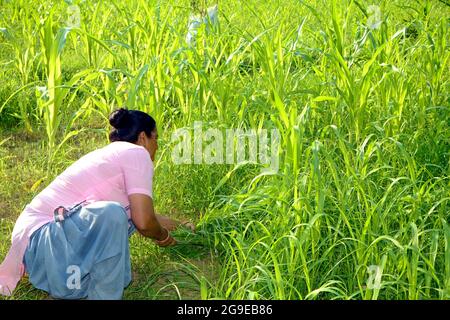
[156,214,196,233]
[180,221,196,232]
[153,227,177,247]
[129,194,177,245]
[128,194,193,248]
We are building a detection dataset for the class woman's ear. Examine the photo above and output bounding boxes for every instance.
[137,131,146,144]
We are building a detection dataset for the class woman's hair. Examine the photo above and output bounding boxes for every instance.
[109,108,156,143]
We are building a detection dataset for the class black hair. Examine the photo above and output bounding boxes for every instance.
[109,108,156,143]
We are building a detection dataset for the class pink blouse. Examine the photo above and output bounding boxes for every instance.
[0,141,154,296]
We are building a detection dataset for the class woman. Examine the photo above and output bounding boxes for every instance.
[0,108,191,299]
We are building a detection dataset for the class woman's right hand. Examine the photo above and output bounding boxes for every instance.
[129,194,177,247]
[153,227,177,247]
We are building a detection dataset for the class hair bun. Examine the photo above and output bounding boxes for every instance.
[109,108,130,129]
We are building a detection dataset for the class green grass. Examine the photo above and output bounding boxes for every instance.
[0,0,449,300]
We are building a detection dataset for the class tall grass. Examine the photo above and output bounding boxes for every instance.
[0,0,448,300]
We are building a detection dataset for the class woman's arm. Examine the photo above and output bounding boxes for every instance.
[128,193,176,247]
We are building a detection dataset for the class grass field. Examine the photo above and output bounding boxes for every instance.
[0,0,449,300]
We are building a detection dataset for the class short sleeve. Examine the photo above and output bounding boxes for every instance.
[117,147,154,198]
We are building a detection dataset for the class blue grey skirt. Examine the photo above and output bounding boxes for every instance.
[23,201,136,300]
